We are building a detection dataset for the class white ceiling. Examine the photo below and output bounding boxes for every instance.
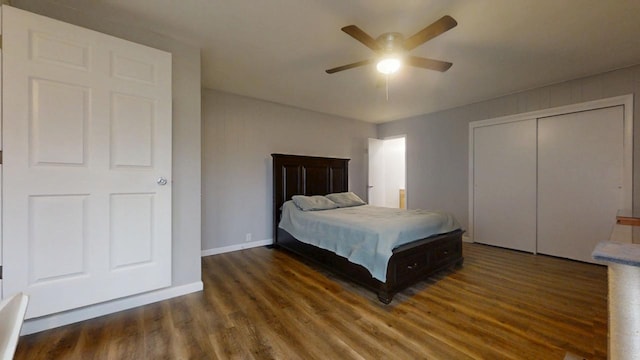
[21,0,640,123]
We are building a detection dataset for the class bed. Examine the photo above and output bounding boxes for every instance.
[271,153,464,304]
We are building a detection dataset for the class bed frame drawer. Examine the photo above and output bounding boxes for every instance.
[429,240,462,269]
[395,252,429,279]
[390,234,464,287]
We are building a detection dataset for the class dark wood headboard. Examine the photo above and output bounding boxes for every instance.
[271,153,350,241]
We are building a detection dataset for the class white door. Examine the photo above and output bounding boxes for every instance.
[2,6,172,318]
[537,106,624,263]
[382,137,406,208]
[473,119,537,252]
[368,138,385,206]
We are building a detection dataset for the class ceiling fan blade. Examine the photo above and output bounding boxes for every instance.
[406,56,453,72]
[341,25,382,51]
[403,15,457,51]
[326,59,376,74]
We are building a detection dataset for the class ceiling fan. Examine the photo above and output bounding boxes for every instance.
[326,15,457,75]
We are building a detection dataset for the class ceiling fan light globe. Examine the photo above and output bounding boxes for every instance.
[376,58,401,74]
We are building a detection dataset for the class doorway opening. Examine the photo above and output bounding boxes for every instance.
[368,136,406,208]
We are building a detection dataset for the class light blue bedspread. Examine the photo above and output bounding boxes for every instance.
[278,201,461,282]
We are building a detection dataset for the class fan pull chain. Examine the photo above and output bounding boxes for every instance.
[385,74,390,101]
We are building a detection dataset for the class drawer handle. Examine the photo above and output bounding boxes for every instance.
[443,250,449,255]
[407,262,419,270]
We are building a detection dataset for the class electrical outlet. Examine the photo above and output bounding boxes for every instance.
[245,233,252,242]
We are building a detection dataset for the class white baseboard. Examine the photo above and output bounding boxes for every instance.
[201,238,273,257]
[463,235,473,243]
[21,281,203,335]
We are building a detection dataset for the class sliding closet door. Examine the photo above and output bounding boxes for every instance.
[537,106,624,263]
[473,119,537,252]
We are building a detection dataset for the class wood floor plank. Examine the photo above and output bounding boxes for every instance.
[14,243,608,359]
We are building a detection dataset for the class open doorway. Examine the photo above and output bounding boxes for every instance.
[368,136,406,208]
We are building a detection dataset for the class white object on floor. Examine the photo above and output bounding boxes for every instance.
[0,293,29,360]
[564,352,586,360]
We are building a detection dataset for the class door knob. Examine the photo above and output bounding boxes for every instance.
[157,177,168,186]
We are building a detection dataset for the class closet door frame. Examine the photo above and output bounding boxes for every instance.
[468,94,633,244]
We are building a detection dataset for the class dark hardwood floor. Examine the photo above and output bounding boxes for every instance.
[14,243,608,359]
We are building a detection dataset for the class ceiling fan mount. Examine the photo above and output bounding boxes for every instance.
[326,15,457,75]
[376,32,405,53]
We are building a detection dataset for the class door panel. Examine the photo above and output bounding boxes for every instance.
[110,194,154,269]
[111,93,155,168]
[29,195,88,282]
[473,119,537,252]
[31,79,89,166]
[537,106,624,263]
[2,6,172,318]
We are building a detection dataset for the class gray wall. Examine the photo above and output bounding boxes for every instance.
[202,89,376,251]
[379,64,640,237]
[14,1,203,285]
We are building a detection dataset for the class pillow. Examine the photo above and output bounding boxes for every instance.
[325,192,366,208]
[291,195,338,211]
